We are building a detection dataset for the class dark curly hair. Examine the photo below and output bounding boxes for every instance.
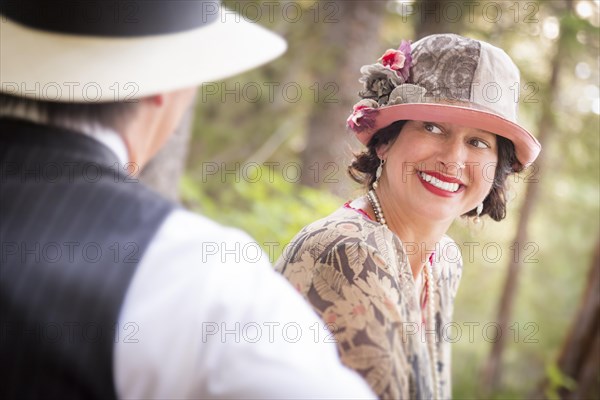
[347,120,522,222]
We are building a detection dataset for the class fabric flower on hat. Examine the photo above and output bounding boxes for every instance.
[380,49,406,72]
[397,40,413,81]
[387,84,427,106]
[379,40,412,81]
[346,99,379,133]
[359,64,404,105]
[358,40,414,106]
[349,39,417,134]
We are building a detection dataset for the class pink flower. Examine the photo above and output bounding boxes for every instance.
[346,99,379,133]
[378,40,412,82]
[379,49,406,71]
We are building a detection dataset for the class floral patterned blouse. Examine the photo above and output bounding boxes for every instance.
[275,204,463,399]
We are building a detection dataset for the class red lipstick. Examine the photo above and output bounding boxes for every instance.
[417,170,466,198]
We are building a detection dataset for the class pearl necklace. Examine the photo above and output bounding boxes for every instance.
[366,189,439,400]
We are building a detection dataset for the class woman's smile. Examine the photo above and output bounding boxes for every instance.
[417,170,466,197]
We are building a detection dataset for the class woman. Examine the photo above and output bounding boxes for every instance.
[275,34,541,399]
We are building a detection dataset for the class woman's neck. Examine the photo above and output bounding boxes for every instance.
[365,186,453,279]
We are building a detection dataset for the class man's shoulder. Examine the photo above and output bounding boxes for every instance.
[155,209,259,248]
[141,208,272,281]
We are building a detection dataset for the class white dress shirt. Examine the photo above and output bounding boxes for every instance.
[1,112,374,399]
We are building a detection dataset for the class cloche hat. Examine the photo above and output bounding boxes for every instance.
[0,0,286,102]
[347,34,541,170]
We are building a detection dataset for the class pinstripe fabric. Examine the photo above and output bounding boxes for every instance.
[0,118,174,400]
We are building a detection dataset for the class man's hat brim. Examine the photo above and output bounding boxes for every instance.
[0,7,286,102]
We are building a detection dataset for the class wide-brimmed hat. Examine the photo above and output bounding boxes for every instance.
[0,0,286,102]
[347,34,541,169]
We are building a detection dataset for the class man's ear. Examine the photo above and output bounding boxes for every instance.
[145,94,165,107]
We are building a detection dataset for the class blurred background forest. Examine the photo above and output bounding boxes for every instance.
[141,1,600,398]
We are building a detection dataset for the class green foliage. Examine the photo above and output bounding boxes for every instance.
[181,166,343,263]
[544,363,577,400]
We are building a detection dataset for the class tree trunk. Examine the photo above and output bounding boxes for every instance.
[555,239,600,399]
[300,0,386,195]
[533,239,600,399]
[140,97,196,202]
[480,2,571,395]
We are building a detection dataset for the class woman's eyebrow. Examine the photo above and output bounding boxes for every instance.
[475,129,497,141]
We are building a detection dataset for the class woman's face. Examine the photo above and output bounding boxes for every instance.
[378,120,498,222]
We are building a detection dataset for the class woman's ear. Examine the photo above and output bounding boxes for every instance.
[376,142,392,160]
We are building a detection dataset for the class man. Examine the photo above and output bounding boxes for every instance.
[0,1,375,398]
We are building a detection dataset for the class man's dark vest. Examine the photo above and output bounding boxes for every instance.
[0,118,175,399]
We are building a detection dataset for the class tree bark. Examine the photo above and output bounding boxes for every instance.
[556,239,600,399]
[300,0,386,195]
[480,2,571,395]
[139,97,196,202]
[534,239,600,399]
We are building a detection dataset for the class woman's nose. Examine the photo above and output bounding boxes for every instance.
[437,138,467,176]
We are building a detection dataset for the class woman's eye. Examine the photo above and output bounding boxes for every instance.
[424,123,443,134]
[470,138,490,149]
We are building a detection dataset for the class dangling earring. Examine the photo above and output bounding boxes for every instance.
[372,159,385,189]
[474,202,484,224]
